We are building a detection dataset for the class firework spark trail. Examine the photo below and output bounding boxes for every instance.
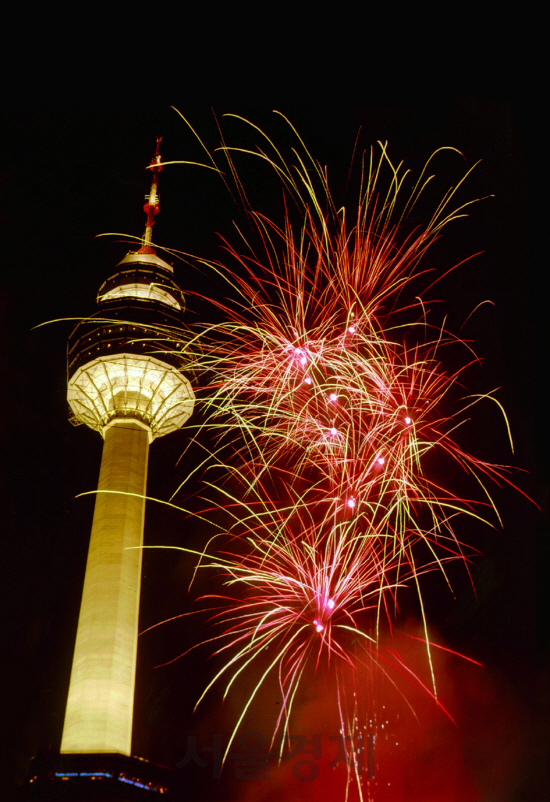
[189,126,511,543]
[157,115,521,785]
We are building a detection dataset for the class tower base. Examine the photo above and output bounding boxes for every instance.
[27,752,172,801]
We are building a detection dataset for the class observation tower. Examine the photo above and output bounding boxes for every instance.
[59,140,194,761]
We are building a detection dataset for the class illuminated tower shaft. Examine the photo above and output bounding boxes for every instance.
[61,420,149,754]
[61,141,194,756]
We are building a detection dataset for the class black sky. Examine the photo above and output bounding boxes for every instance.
[1,102,547,800]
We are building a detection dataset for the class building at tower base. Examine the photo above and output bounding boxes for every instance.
[27,752,172,800]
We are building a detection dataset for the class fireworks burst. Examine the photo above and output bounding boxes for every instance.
[154,114,520,794]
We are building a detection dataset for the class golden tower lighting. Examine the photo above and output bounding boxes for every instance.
[60,140,194,757]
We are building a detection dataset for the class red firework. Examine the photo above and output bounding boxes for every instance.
[154,114,522,794]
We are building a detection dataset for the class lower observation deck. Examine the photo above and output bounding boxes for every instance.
[68,354,194,439]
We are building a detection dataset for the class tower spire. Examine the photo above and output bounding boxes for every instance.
[138,136,163,254]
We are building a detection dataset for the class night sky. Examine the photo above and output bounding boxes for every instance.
[2,103,547,800]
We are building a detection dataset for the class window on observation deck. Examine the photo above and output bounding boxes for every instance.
[99,282,181,310]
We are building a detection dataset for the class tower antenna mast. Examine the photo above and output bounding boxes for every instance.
[140,136,163,252]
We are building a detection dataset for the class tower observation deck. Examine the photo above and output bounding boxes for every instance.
[60,141,194,759]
